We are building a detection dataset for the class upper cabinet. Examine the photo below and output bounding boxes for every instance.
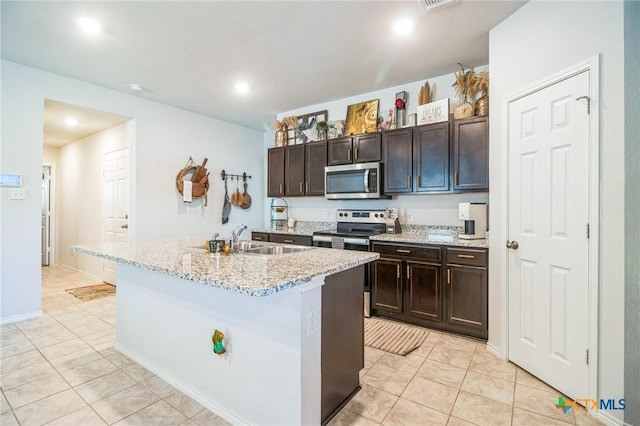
[269,141,326,197]
[452,116,489,191]
[327,134,381,166]
[382,123,449,194]
[267,147,285,197]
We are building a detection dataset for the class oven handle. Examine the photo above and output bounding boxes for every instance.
[312,235,370,246]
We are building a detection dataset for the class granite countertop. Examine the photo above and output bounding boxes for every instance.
[253,221,334,237]
[370,232,489,249]
[72,237,378,297]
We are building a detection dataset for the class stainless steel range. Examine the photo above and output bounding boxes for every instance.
[312,209,387,317]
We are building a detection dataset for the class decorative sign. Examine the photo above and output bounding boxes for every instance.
[417,99,450,125]
[0,174,22,187]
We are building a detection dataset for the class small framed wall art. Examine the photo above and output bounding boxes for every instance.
[345,99,379,135]
[417,98,450,125]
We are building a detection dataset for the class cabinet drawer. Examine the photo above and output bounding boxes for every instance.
[251,232,269,242]
[446,248,487,267]
[372,243,441,262]
[269,233,312,246]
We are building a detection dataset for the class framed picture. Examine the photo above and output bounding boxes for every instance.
[345,99,379,135]
[417,98,450,125]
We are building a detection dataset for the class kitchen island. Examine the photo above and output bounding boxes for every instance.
[73,238,378,425]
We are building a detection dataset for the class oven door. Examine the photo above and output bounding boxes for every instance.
[312,235,372,317]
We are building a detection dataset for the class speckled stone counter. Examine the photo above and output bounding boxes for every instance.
[370,232,488,249]
[72,237,378,297]
[254,220,334,237]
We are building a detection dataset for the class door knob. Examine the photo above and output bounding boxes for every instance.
[121,224,128,229]
[506,240,519,249]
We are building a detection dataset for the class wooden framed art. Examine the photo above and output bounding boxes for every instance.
[345,99,379,135]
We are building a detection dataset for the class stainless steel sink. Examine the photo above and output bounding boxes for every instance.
[235,240,267,251]
[243,244,310,255]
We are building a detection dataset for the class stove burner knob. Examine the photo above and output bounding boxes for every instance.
[374,213,378,218]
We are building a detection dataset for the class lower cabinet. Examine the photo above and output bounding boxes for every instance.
[251,231,312,246]
[372,242,487,339]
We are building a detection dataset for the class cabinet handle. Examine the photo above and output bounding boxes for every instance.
[283,239,294,243]
[299,182,303,193]
[355,148,358,160]
[347,149,351,161]
[447,269,451,285]
[279,183,283,194]
[396,249,411,254]
[454,172,459,186]
[306,181,309,192]
[254,237,264,241]
[457,254,475,259]
[397,264,400,279]
[406,265,410,279]
[418,175,422,187]
[407,176,411,189]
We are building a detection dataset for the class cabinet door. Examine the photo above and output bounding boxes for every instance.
[251,232,269,242]
[406,261,442,323]
[269,233,312,246]
[285,145,305,196]
[327,137,353,166]
[414,123,450,192]
[382,128,413,193]
[267,147,285,197]
[452,117,489,191]
[305,140,327,196]
[373,258,403,314]
[354,133,381,163]
[446,265,488,334]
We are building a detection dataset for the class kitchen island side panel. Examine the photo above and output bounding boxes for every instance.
[114,263,322,425]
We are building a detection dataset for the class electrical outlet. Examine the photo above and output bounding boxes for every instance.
[10,188,26,200]
[307,311,317,335]
[407,211,414,222]
[323,210,330,220]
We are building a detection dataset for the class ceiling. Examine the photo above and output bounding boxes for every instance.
[2,0,525,140]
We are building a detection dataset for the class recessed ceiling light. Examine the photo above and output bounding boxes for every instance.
[235,83,249,94]
[392,18,414,36]
[64,118,78,127]
[129,83,143,92]
[77,17,102,34]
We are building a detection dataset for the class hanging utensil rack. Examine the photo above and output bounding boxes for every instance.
[220,171,252,182]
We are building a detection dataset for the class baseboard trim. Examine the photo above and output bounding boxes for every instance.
[114,342,247,425]
[595,410,625,426]
[486,342,507,360]
[1,310,42,325]
[57,263,102,282]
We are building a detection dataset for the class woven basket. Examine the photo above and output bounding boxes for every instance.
[176,167,209,199]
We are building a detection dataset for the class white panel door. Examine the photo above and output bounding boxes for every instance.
[103,148,129,284]
[508,71,590,399]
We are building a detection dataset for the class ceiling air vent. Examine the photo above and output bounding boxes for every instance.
[418,0,460,13]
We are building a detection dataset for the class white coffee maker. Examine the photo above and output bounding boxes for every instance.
[458,203,487,240]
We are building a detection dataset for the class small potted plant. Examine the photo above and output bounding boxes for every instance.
[316,121,329,140]
[473,71,489,116]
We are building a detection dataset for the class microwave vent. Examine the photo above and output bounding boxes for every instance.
[418,0,459,13]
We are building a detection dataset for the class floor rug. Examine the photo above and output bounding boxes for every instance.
[66,283,116,301]
[364,317,428,356]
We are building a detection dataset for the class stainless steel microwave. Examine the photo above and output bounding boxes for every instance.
[324,162,390,200]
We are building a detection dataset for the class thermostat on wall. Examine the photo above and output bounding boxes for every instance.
[0,174,23,187]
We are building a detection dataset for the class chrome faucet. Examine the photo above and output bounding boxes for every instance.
[230,224,248,251]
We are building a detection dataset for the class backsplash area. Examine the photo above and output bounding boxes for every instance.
[271,192,489,227]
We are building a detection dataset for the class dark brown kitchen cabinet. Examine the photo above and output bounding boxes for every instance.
[304,140,327,196]
[327,134,381,166]
[414,122,450,192]
[372,258,403,314]
[250,232,269,242]
[372,243,442,325]
[285,144,305,196]
[445,247,488,339]
[372,242,488,340]
[382,128,413,193]
[267,147,285,197]
[452,116,489,191]
[251,231,313,246]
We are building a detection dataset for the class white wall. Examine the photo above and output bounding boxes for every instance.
[1,60,265,323]
[489,1,625,422]
[265,68,489,228]
[56,123,129,278]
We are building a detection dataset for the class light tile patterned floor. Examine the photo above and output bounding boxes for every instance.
[0,266,604,425]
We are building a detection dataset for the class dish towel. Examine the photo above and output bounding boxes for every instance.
[183,179,193,203]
